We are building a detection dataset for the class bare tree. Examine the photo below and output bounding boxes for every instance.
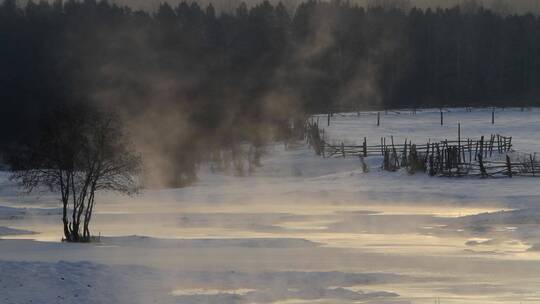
[10,104,141,242]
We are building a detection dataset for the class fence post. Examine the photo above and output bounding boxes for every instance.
[506,155,512,178]
[480,136,484,159]
[377,112,380,126]
[458,123,461,147]
[391,136,398,165]
[478,153,488,178]
[489,134,494,157]
[440,111,443,126]
[321,128,326,157]
[363,137,367,157]
[327,113,331,126]
[468,139,472,163]
[383,148,388,170]
[429,155,435,176]
[531,154,535,177]
[492,109,495,124]
[403,139,408,167]
[425,142,430,163]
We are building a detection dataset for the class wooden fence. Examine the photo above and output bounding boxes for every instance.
[306,120,540,178]
[322,134,512,161]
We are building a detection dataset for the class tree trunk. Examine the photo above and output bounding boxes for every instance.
[62,199,71,242]
[83,190,96,241]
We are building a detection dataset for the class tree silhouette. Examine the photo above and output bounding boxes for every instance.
[10,105,141,242]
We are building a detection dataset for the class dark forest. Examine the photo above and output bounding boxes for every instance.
[2,0,540,185]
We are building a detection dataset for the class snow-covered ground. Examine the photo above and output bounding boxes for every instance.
[1,107,540,304]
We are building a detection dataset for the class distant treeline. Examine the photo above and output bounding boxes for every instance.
[2,0,540,184]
